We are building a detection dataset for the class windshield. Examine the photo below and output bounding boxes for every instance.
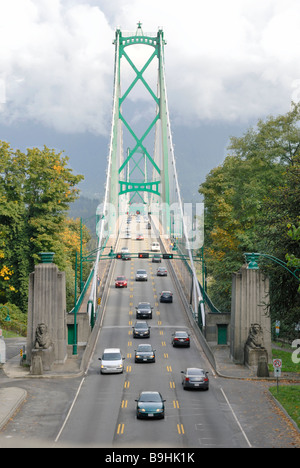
[138,303,150,309]
[139,393,161,402]
[137,345,152,352]
[116,277,125,280]
[188,369,205,375]
[135,323,147,328]
[102,353,122,361]
[137,270,146,274]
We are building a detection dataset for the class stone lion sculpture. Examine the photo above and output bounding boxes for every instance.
[246,323,265,349]
[34,323,52,350]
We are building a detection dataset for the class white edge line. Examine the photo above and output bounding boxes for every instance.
[54,376,86,444]
[220,387,252,448]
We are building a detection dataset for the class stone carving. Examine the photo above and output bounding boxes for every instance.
[245,323,268,372]
[246,323,265,349]
[34,323,52,350]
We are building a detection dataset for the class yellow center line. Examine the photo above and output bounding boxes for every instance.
[117,423,125,434]
[177,424,185,435]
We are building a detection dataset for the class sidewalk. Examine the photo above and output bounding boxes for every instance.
[0,350,85,432]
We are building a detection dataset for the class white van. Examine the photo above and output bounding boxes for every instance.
[99,348,124,374]
[151,242,160,252]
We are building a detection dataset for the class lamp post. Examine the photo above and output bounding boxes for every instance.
[0,305,11,322]
[244,252,300,282]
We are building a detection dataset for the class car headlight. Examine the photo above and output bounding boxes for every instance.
[156,408,163,412]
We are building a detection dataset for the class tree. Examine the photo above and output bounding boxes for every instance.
[0,142,84,311]
[199,103,300,328]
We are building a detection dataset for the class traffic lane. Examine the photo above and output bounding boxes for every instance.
[112,251,198,447]
[149,258,252,447]
[106,248,188,447]
[57,258,131,446]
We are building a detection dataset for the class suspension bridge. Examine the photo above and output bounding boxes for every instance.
[71,24,209,356]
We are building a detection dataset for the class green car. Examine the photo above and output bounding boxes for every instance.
[135,391,165,419]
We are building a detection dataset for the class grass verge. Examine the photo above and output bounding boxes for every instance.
[269,385,300,430]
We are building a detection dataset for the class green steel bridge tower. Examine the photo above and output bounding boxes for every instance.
[92,23,205,328]
[105,22,175,236]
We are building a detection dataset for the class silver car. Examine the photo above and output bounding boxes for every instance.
[99,348,125,374]
[135,269,148,281]
[181,368,209,390]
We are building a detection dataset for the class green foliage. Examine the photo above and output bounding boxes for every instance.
[269,386,300,429]
[199,103,300,335]
[0,302,27,336]
[0,142,85,313]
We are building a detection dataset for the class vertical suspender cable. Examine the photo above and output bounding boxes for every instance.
[158,36,205,329]
[88,32,121,315]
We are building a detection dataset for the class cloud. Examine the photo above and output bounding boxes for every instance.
[1,0,300,135]
[0,0,114,134]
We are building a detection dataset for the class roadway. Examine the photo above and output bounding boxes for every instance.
[56,216,251,448]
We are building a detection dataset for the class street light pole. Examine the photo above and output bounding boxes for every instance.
[244,252,300,282]
[0,305,11,322]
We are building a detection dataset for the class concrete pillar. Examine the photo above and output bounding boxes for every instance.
[230,265,271,364]
[26,253,67,367]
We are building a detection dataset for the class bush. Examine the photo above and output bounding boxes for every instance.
[0,303,27,336]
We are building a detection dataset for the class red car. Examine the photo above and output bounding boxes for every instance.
[136,233,144,240]
[115,276,128,288]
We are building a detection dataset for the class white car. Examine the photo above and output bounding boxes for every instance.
[121,247,129,253]
[151,242,160,252]
[99,348,125,374]
[135,269,148,281]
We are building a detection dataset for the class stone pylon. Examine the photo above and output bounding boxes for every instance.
[230,265,271,364]
[26,253,67,369]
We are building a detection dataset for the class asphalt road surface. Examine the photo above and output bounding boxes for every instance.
[0,218,299,449]
[54,219,299,449]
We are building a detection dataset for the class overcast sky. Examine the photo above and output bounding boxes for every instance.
[1,0,300,200]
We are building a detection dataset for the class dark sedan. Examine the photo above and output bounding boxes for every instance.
[160,291,173,303]
[132,321,151,338]
[134,344,156,363]
[135,391,165,419]
[152,254,161,263]
[136,302,153,319]
[171,330,190,347]
[181,368,209,390]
